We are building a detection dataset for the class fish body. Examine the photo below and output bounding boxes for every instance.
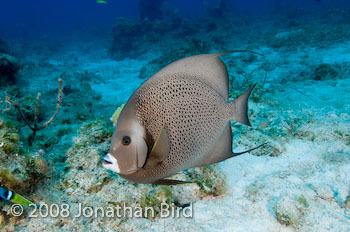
[0,186,35,207]
[96,0,108,4]
[103,51,260,184]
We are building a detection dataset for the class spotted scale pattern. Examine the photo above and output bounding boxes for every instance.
[123,73,231,183]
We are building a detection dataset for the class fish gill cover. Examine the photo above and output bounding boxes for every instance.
[0,0,350,231]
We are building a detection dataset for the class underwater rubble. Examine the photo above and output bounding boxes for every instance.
[0,53,20,86]
[0,38,21,86]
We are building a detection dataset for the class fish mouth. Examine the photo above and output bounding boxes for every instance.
[103,157,113,165]
[102,153,120,173]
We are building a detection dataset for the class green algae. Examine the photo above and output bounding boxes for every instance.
[0,118,20,155]
[187,164,226,197]
[297,195,309,208]
[140,186,174,219]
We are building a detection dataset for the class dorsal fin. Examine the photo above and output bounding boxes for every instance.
[152,50,262,101]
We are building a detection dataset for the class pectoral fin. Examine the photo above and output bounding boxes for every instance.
[143,127,170,169]
[153,179,193,185]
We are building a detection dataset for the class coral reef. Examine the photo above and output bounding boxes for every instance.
[110,103,124,126]
[0,117,47,196]
[1,4,350,231]
[0,53,20,86]
[109,18,146,60]
[6,79,63,145]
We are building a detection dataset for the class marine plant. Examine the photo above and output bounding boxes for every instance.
[139,186,175,219]
[297,195,309,208]
[5,79,63,145]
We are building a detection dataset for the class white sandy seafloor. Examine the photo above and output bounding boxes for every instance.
[6,35,350,231]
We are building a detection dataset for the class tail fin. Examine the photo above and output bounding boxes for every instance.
[232,142,267,157]
[229,83,257,126]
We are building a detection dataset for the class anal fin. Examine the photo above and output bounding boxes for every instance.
[153,179,193,185]
[194,121,234,167]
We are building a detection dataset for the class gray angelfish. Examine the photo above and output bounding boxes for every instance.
[103,50,264,185]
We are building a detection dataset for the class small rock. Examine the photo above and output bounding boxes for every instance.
[273,196,303,226]
[0,212,5,227]
[314,184,334,201]
[34,157,48,175]
[0,53,20,85]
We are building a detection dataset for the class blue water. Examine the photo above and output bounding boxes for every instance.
[1,0,349,40]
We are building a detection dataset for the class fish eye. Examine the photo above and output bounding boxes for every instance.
[122,136,131,146]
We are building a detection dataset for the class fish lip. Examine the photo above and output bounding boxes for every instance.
[103,159,113,165]
[103,155,113,165]
[102,153,120,173]
[102,153,139,175]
